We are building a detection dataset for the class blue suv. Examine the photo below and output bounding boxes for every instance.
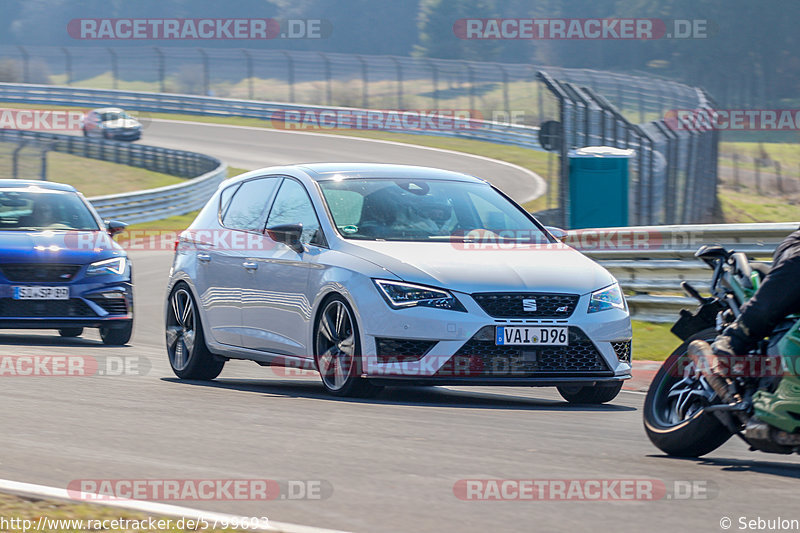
[0,180,133,344]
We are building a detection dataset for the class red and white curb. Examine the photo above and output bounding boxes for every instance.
[0,479,349,533]
[625,361,662,392]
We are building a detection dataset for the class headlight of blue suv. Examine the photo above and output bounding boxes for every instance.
[86,257,126,276]
[588,282,626,313]
[374,279,466,312]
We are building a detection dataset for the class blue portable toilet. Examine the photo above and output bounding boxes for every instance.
[567,146,635,229]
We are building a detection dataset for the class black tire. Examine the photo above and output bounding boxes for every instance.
[313,294,382,398]
[99,321,133,345]
[166,283,224,380]
[58,327,83,338]
[643,328,733,457]
[557,381,623,404]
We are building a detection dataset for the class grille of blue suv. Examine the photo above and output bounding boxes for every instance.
[0,298,95,317]
[434,327,610,377]
[87,295,129,315]
[0,264,81,282]
[472,292,580,318]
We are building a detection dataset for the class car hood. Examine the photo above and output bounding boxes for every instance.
[103,119,140,129]
[0,230,123,264]
[341,240,615,295]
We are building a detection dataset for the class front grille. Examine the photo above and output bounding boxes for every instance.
[375,337,437,363]
[87,296,128,315]
[472,292,579,318]
[0,264,81,282]
[434,327,609,377]
[612,341,632,363]
[0,298,96,318]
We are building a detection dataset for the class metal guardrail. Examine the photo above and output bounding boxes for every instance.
[0,129,227,224]
[0,83,544,151]
[571,223,798,322]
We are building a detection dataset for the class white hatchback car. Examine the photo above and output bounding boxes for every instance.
[165,164,632,402]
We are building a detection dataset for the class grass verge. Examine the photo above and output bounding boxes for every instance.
[632,321,678,361]
[46,152,182,197]
[0,492,241,532]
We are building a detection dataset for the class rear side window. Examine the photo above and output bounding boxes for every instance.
[221,178,280,231]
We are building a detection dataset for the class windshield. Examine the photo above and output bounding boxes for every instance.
[319,178,551,242]
[100,111,130,121]
[0,190,100,231]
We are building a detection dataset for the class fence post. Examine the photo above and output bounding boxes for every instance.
[61,47,72,85]
[241,49,253,100]
[279,51,295,102]
[425,59,439,110]
[154,47,165,92]
[319,52,332,105]
[356,55,368,108]
[12,141,26,179]
[16,46,29,83]
[464,61,475,114]
[107,48,118,90]
[198,48,209,96]
[389,57,403,109]
[498,64,509,117]
[40,145,48,180]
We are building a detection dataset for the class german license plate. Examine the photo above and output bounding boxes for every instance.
[13,286,69,300]
[496,326,568,346]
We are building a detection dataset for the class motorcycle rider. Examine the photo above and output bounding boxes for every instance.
[704,227,800,359]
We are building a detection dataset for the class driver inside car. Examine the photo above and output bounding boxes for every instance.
[18,198,61,229]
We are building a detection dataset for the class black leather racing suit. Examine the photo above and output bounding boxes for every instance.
[712,228,800,356]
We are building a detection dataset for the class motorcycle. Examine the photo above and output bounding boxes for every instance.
[643,244,800,457]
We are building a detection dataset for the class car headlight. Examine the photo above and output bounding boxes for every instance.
[86,257,126,276]
[588,283,626,313]
[374,279,466,312]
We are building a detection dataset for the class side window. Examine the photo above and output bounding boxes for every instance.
[221,178,280,231]
[218,183,239,221]
[266,179,323,245]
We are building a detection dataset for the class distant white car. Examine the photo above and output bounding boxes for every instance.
[165,163,632,403]
[82,107,141,141]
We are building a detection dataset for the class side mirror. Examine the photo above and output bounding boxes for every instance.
[266,223,304,253]
[544,226,567,242]
[105,220,127,237]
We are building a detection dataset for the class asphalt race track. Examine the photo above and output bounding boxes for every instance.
[1,122,798,533]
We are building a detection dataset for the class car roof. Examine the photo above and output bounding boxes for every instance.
[295,163,486,183]
[92,107,125,114]
[0,180,77,192]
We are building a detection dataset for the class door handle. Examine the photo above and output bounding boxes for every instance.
[242,261,258,271]
[197,252,211,263]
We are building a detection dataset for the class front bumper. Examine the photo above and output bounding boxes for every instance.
[107,130,141,140]
[0,279,133,330]
[359,289,632,386]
